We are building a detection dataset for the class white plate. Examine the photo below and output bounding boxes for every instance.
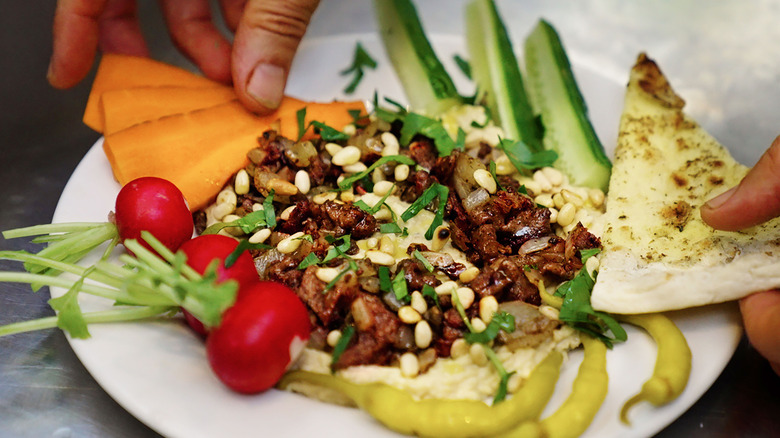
[52,35,742,438]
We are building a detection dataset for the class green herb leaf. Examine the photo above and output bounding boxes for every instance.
[264,190,276,229]
[488,161,504,191]
[399,112,458,157]
[201,210,268,236]
[297,107,307,140]
[421,284,440,308]
[453,54,472,79]
[340,42,378,94]
[330,325,355,370]
[378,266,392,294]
[321,235,352,264]
[556,268,627,348]
[392,268,409,303]
[354,184,396,215]
[338,155,415,190]
[497,138,558,171]
[379,223,403,234]
[580,248,601,263]
[400,183,449,240]
[464,311,515,344]
[47,269,92,339]
[311,121,350,142]
[323,265,353,293]
[297,252,321,270]
[225,240,271,268]
[412,249,434,273]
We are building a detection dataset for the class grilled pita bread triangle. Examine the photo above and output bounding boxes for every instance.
[590,53,780,314]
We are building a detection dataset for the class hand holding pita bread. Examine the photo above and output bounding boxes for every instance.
[702,135,780,375]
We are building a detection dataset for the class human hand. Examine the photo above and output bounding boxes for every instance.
[47,0,320,114]
[701,135,780,375]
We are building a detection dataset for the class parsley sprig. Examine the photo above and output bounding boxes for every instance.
[400,183,449,240]
[340,42,377,94]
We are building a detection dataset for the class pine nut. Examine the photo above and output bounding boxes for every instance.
[399,352,420,377]
[548,207,559,223]
[267,178,298,196]
[541,167,564,186]
[340,189,355,202]
[343,162,368,174]
[313,191,338,204]
[479,296,499,324]
[561,189,584,208]
[471,317,487,333]
[469,343,488,366]
[372,167,386,183]
[557,203,577,227]
[316,267,340,283]
[251,202,263,212]
[414,320,433,349]
[435,281,458,295]
[332,146,362,166]
[374,205,393,221]
[211,202,235,221]
[532,170,553,192]
[523,180,543,196]
[380,132,400,156]
[366,250,395,266]
[379,235,395,255]
[373,180,395,197]
[458,266,480,283]
[294,170,311,194]
[280,205,296,221]
[552,192,565,209]
[234,169,251,195]
[456,287,475,309]
[410,291,427,314]
[216,189,237,208]
[277,232,305,254]
[431,225,450,251]
[248,228,272,244]
[398,306,422,324]
[366,237,379,249]
[588,188,605,207]
[325,142,342,157]
[326,330,342,347]
[494,155,515,175]
[450,339,469,358]
[343,124,356,136]
[473,169,497,194]
[534,194,554,208]
[539,305,560,321]
[394,164,410,181]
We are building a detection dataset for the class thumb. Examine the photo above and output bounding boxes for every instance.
[231,0,320,114]
[740,290,780,375]
[701,135,780,231]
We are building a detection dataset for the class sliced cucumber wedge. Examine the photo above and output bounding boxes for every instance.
[465,0,544,152]
[524,19,612,191]
[374,0,462,115]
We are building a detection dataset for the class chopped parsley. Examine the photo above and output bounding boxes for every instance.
[296,107,350,141]
[338,155,415,190]
[497,138,558,172]
[400,183,449,240]
[412,249,434,273]
[263,190,276,229]
[555,265,626,348]
[340,42,377,94]
[330,325,355,370]
[201,210,268,235]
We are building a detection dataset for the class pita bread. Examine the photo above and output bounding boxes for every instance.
[590,53,780,314]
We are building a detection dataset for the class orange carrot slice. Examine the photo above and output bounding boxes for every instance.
[84,54,220,132]
[100,86,237,135]
[103,98,365,210]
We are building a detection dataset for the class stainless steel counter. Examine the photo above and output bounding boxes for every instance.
[2,1,779,436]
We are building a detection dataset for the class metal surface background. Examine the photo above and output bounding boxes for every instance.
[1,1,779,437]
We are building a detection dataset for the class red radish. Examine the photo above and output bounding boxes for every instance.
[206,281,311,394]
[114,177,194,253]
[178,234,259,335]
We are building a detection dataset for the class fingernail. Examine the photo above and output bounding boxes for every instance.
[246,63,284,110]
[704,186,736,210]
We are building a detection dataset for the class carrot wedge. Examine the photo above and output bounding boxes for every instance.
[103,97,365,210]
[84,54,220,132]
[101,86,237,135]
